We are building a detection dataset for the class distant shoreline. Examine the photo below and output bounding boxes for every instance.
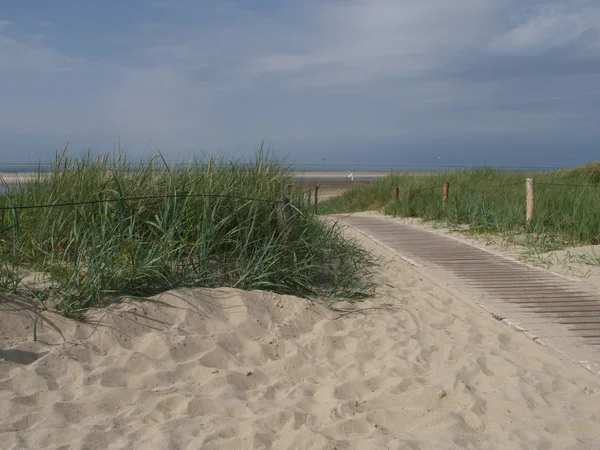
[293,171,388,179]
[0,171,390,184]
[0,173,41,184]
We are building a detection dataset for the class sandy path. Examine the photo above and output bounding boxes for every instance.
[2,223,600,448]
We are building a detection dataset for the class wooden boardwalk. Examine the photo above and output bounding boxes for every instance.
[335,213,600,375]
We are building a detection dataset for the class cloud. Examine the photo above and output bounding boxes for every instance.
[0,29,75,73]
[489,3,600,57]
[228,0,505,88]
[0,1,599,163]
[121,1,505,87]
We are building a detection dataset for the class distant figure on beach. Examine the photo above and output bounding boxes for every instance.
[348,173,354,182]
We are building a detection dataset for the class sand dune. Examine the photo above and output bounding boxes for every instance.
[2,225,600,449]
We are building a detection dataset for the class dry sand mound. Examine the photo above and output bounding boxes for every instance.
[2,227,600,449]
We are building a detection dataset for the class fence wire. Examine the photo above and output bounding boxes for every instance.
[1,179,599,214]
[0,192,287,212]
[536,182,600,188]
[455,181,524,189]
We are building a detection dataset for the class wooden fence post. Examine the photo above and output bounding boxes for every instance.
[526,178,535,225]
[443,182,449,209]
[394,187,399,201]
[278,196,291,230]
[314,186,319,215]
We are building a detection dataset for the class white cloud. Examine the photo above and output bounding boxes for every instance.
[489,4,600,56]
[1,0,599,161]
[234,0,505,87]
[0,31,75,72]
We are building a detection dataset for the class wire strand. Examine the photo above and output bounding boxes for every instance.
[536,182,600,188]
[455,181,524,188]
[2,180,598,212]
[0,193,283,212]
[0,224,16,233]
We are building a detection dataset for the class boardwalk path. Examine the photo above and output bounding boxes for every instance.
[334,213,600,375]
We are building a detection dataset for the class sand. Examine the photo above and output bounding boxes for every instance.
[0,172,388,185]
[0,173,41,184]
[293,172,388,180]
[3,223,600,449]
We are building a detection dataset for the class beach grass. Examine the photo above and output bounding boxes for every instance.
[320,166,600,250]
[0,150,375,318]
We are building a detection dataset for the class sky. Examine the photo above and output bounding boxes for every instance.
[0,0,599,168]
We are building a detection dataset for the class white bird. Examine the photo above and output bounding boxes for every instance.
[348,172,354,181]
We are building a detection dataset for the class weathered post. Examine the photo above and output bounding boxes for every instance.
[314,186,319,215]
[394,187,400,201]
[443,182,449,210]
[526,178,535,225]
[278,196,292,230]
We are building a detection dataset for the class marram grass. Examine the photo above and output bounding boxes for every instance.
[320,166,600,250]
[0,151,374,318]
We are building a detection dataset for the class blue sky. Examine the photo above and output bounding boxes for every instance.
[0,0,599,168]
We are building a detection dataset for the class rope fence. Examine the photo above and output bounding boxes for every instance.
[2,178,600,232]
[0,192,283,212]
[536,182,600,188]
[455,181,524,188]
[384,178,600,226]
[0,190,317,237]
[289,178,600,221]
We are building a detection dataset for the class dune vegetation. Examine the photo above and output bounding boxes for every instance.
[320,165,600,250]
[0,150,374,318]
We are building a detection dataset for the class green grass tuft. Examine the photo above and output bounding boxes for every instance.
[320,167,600,249]
[0,149,375,318]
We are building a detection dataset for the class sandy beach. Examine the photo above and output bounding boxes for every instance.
[0,173,41,185]
[2,216,600,449]
[0,171,388,184]
[293,172,388,179]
